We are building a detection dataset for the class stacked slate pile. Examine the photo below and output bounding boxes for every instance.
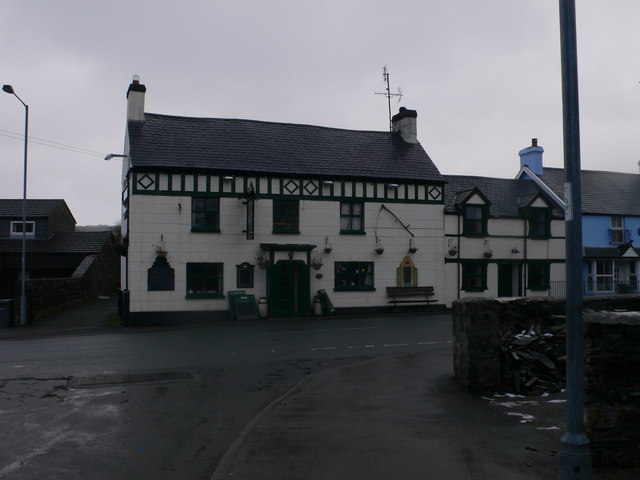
[500,315,567,395]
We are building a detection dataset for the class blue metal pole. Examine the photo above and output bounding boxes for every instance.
[558,0,591,478]
[20,103,28,326]
[2,85,29,326]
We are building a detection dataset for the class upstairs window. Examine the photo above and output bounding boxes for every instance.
[340,201,365,234]
[191,197,220,232]
[528,208,550,238]
[610,216,624,244]
[463,205,486,236]
[273,199,299,234]
[10,221,35,237]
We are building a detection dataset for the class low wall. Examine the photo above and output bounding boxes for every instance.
[584,310,640,467]
[27,277,90,318]
[453,295,640,467]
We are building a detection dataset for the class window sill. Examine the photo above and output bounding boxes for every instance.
[272,230,300,235]
[334,286,375,292]
[191,227,221,233]
[339,230,366,235]
[462,233,487,238]
[185,293,225,299]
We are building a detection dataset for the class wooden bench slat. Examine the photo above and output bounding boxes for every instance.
[386,286,436,306]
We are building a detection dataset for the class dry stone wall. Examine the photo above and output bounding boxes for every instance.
[453,295,640,467]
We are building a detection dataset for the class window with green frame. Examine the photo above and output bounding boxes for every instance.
[461,262,486,291]
[527,208,550,238]
[191,197,220,232]
[340,201,364,234]
[273,199,299,233]
[186,262,224,298]
[528,263,549,290]
[334,261,374,290]
[463,205,487,236]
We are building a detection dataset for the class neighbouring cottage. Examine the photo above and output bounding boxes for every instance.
[443,140,567,305]
[117,77,446,324]
[529,166,640,296]
[0,199,118,319]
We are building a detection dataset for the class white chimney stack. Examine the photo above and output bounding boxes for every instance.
[391,107,418,144]
[126,74,146,122]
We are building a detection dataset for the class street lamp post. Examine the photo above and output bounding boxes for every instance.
[2,84,29,326]
[558,1,591,478]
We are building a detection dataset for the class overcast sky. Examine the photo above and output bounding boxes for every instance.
[2,1,640,225]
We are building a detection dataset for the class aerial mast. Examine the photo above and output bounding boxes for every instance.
[375,66,403,131]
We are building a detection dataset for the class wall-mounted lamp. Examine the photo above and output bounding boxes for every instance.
[387,183,400,189]
[104,153,128,161]
[323,180,334,186]
[223,176,234,181]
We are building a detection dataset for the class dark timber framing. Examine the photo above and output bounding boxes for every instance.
[130,170,445,205]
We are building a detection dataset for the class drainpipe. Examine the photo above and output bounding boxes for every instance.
[457,213,461,299]
[523,217,528,297]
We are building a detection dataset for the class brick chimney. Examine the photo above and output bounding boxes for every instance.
[519,138,544,175]
[391,107,418,144]
[126,74,146,122]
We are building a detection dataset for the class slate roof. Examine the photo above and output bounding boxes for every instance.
[443,175,562,218]
[539,168,640,216]
[0,231,113,254]
[127,113,445,183]
[0,199,73,219]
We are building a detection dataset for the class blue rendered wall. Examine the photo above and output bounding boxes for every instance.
[582,215,612,247]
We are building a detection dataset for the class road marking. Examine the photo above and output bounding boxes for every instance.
[255,326,379,336]
[417,341,438,345]
[384,343,408,347]
[347,345,376,349]
[311,347,337,351]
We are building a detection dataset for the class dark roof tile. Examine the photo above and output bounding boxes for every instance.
[128,113,444,183]
[0,231,113,254]
[540,168,640,216]
[0,199,70,218]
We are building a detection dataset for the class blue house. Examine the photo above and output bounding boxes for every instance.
[515,141,640,295]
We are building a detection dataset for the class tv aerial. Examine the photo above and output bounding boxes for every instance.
[375,66,403,131]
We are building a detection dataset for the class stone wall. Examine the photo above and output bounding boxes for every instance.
[453,295,640,468]
[584,310,640,467]
[452,297,566,392]
[18,242,120,321]
[27,277,90,318]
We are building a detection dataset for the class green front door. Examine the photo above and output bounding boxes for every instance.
[269,260,310,317]
[498,264,522,297]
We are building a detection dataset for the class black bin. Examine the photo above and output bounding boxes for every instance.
[0,299,15,328]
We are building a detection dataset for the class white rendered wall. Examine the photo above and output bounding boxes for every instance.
[126,194,444,313]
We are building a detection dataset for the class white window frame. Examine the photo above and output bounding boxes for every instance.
[595,260,614,293]
[10,221,35,237]
[610,216,624,244]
